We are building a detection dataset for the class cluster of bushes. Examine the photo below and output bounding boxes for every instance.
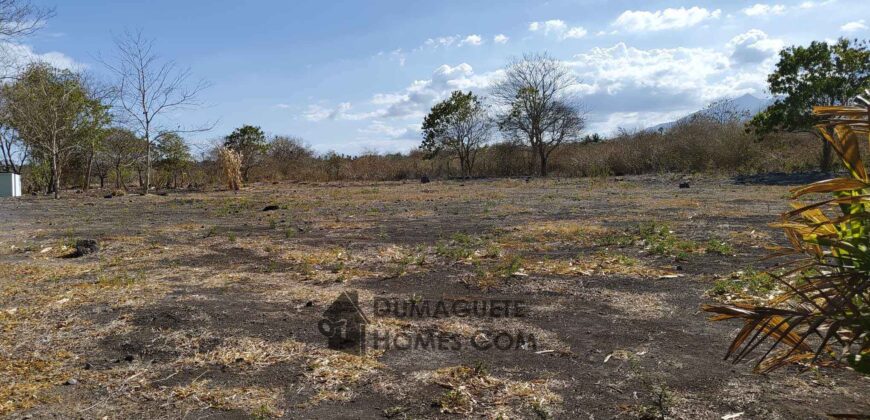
[6,102,829,194]
[214,120,821,184]
[556,119,822,177]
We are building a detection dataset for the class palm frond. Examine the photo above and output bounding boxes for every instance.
[704,100,870,374]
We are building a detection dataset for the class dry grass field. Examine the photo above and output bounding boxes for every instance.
[0,176,867,419]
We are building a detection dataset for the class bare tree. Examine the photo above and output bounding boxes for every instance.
[103,30,209,194]
[0,0,53,37]
[492,53,585,176]
[696,97,750,125]
[0,0,55,79]
[269,135,312,161]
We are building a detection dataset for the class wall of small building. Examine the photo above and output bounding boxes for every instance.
[0,173,22,197]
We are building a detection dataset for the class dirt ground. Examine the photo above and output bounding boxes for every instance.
[0,175,867,419]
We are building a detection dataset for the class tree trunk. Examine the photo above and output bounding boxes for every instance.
[538,147,548,177]
[115,165,122,189]
[52,151,60,199]
[83,150,94,191]
[820,140,833,173]
[46,170,54,195]
[144,138,151,194]
[99,176,105,189]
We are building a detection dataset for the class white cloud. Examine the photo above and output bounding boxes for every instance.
[305,63,499,124]
[727,29,783,65]
[458,34,483,46]
[612,7,721,32]
[352,121,422,154]
[303,105,331,122]
[564,27,588,39]
[798,0,835,8]
[742,4,787,16]
[303,102,354,122]
[530,19,567,34]
[274,103,290,109]
[371,92,406,105]
[359,120,412,138]
[0,42,82,76]
[493,34,509,44]
[377,48,406,66]
[569,43,730,97]
[567,41,772,130]
[529,19,587,40]
[421,34,488,50]
[423,36,458,49]
[369,63,500,120]
[841,19,868,32]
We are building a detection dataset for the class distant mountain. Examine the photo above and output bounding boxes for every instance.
[648,94,774,133]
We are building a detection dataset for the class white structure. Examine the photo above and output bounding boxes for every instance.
[0,173,21,197]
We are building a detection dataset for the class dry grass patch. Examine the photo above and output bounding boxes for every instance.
[527,253,674,278]
[416,364,563,418]
[190,337,305,370]
[498,221,614,251]
[163,380,284,417]
[0,355,69,415]
[588,288,676,320]
[305,350,383,404]
[279,246,375,282]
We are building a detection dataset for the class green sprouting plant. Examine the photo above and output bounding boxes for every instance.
[496,255,525,277]
[710,269,777,298]
[637,222,697,256]
[705,239,734,255]
[435,233,489,261]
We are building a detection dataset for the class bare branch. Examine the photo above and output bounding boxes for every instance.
[101,29,210,193]
[0,0,54,38]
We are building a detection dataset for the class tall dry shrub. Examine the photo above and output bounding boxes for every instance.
[217,147,243,190]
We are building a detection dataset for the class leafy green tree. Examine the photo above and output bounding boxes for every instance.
[78,90,112,191]
[749,38,870,171]
[102,128,143,190]
[2,63,108,198]
[156,132,192,188]
[224,124,269,180]
[582,133,603,143]
[421,91,492,177]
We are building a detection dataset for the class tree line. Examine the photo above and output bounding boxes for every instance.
[0,0,867,196]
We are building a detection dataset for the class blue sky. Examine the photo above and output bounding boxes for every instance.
[14,0,870,155]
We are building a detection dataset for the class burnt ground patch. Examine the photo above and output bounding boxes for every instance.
[0,176,867,419]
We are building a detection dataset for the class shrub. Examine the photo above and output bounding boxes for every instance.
[217,147,243,190]
[703,95,870,374]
